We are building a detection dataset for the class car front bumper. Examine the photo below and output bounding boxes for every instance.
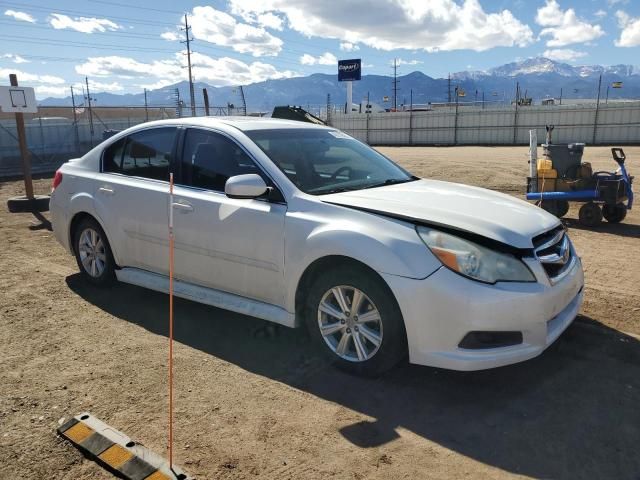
[381,255,584,371]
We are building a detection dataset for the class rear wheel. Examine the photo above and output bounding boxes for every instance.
[602,203,627,223]
[73,217,115,286]
[304,266,407,376]
[578,202,603,227]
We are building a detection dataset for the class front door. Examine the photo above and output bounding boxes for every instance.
[171,128,286,306]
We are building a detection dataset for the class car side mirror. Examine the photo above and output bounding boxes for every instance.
[225,174,268,199]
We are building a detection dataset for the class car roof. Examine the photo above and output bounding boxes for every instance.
[134,116,333,132]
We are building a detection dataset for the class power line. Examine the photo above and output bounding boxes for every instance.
[0,34,176,53]
[0,1,178,27]
[86,0,186,15]
[0,19,177,40]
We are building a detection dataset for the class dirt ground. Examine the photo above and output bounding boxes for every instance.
[1,146,639,480]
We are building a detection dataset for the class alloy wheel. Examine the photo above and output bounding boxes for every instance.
[317,285,383,362]
[78,227,107,278]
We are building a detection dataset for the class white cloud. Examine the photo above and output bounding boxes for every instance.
[4,9,35,23]
[76,56,182,79]
[34,85,70,97]
[299,52,337,65]
[190,52,296,85]
[594,10,607,19]
[607,0,628,5]
[256,12,284,30]
[49,13,121,33]
[396,58,423,66]
[340,42,360,52]
[0,68,65,87]
[188,6,282,57]
[536,0,604,47]
[160,31,179,41]
[87,81,124,92]
[615,10,640,47]
[75,52,297,88]
[228,0,533,52]
[543,48,587,62]
[2,53,30,64]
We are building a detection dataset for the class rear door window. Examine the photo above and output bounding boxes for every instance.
[103,127,177,181]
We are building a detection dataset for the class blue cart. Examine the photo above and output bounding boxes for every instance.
[526,148,634,227]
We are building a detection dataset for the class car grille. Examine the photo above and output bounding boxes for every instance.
[533,226,573,282]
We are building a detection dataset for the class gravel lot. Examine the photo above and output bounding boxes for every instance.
[1,146,639,479]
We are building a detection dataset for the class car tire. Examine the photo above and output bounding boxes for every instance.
[7,195,50,213]
[602,203,627,223]
[304,266,407,377]
[73,217,116,286]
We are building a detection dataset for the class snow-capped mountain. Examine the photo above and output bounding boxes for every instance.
[454,57,640,79]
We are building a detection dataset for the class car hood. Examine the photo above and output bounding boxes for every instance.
[321,179,560,249]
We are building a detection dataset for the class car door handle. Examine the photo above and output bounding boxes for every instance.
[98,186,114,195]
[172,201,194,213]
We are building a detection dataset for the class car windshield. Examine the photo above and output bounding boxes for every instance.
[245,128,416,195]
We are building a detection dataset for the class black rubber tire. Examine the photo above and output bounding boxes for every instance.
[7,195,50,213]
[578,202,603,227]
[304,266,407,377]
[602,203,627,223]
[73,217,116,286]
[540,200,569,218]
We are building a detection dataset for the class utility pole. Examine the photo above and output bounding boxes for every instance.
[85,76,94,146]
[174,88,181,118]
[392,58,399,111]
[239,85,247,116]
[559,87,563,105]
[182,14,196,117]
[447,74,451,103]
[70,85,79,149]
[326,93,331,125]
[144,88,149,121]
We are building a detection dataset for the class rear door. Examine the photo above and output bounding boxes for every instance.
[94,126,178,273]
[170,127,287,306]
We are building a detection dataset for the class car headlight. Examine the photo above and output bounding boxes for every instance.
[416,226,535,283]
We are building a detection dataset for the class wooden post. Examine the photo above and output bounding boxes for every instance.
[203,88,210,116]
[10,74,34,200]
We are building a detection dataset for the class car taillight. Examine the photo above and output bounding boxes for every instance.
[52,170,63,191]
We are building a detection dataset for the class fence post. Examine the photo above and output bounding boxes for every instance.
[453,88,459,145]
[409,89,413,146]
[70,86,79,152]
[38,116,45,159]
[592,74,602,145]
[513,82,519,144]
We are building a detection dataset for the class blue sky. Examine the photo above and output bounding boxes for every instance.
[0,0,639,98]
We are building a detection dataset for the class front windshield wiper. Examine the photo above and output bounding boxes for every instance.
[362,177,419,190]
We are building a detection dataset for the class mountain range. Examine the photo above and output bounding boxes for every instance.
[40,57,640,111]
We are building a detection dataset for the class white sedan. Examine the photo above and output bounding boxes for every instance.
[50,118,584,375]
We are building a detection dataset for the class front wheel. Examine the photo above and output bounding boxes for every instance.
[304,266,407,376]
